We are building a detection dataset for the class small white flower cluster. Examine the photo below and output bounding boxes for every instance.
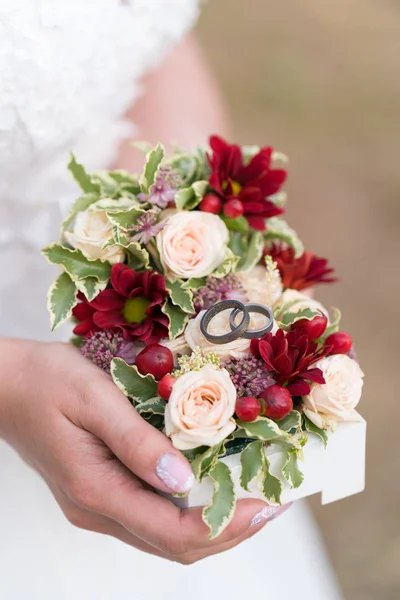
[174,347,220,376]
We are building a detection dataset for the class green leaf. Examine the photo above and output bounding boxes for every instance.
[268,191,288,208]
[74,277,107,302]
[220,214,249,232]
[175,180,208,211]
[240,441,264,492]
[139,143,165,192]
[166,279,194,313]
[165,151,209,186]
[106,206,146,229]
[282,450,304,489]
[162,301,189,339]
[42,244,111,282]
[87,197,138,213]
[278,410,302,432]
[261,455,283,504]
[136,397,166,418]
[237,417,296,446]
[47,272,77,331]
[110,359,158,402]
[236,231,264,272]
[265,217,304,258]
[118,241,150,270]
[212,247,239,278]
[68,154,101,194]
[61,193,99,233]
[191,444,223,482]
[181,277,207,291]
[304,415,329,448]
[321,307,342,340]
[279,307,322,328]
[203,461,236,539]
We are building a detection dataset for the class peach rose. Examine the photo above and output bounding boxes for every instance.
[164,365,237,450]
[156,211,229,279]
[64,209,124,264]
[185,308,278,360]
[303,355,364,430]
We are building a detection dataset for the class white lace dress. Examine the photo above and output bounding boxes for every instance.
[0,2,342,599]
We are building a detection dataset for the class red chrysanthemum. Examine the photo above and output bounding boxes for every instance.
[250,328,328,396]
[265,244,337,291]
[206,135,286,231]
[72,264,169,344]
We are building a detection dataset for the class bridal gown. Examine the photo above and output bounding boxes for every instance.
[0,2,343,599]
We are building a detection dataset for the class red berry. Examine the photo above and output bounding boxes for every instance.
[291,313,328,340]
[135,344,174,381]
[223,199,244,219]
[324,332,352,355]
[157,374,177,400]
[235,396,262,422]
[199,193,222,214]
[260,385,293,421]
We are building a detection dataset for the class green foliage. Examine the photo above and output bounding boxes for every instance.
[265,217,304,258]
[191,443,224,482]
[262,455,283,504]
[279,307,322,329]
[240,441,265,491]
[117,241,150,270]
[166,280,194,313]
[212,247,240,278]
[236,417,300,450]
[136,397,166,419]
[161,301,188,339]
[47,272,77,331]
[165,149,210,186]
[42,243,111,282]
[139,143,165,192]
[282,450,304,488]
[181,277,207,291]
[91,170,140,197]
[220,215,249,232]
[110,359,157,403]
[203,462,236,539]
[106,206,146,230]
[321,307,342,340]
[303,415,329,448]
[68,154,101,194]
[234,230,264,272]
[278,410,302,433]
[74,277,107,302]
[175,180,209,211]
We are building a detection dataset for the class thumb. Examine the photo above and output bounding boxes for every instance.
[83,379,195,495]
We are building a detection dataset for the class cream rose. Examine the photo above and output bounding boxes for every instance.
[237,263,283,306]
[164,365,236,450]
[64,209,125,264]
[276,289,328,318]
[185,308,278,360]
[156,211,229,279]
[303,355,364,430]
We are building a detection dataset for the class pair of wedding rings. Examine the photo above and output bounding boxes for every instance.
[200,299,274,345]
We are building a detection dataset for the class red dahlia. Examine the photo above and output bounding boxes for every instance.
[265,244,337,291]
[250,328,328,396]
[205,135,286,231]
[72,264,169,344]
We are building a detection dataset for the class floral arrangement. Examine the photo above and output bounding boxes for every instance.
[43,136,364,538]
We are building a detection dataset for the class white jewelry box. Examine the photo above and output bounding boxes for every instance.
[172,415,366,509]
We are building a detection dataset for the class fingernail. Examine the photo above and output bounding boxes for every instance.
[156,453,195,494]
[250,503,292,527]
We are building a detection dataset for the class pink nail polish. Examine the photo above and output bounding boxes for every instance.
[250,503,292,527]
[156,453,195,493]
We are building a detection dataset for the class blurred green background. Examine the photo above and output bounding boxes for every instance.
[198,2,399,599]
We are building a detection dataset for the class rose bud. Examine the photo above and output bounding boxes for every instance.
[135,344,174,381]
[261,385,293,421]
[291,313,328,340]
[324,332,352,355]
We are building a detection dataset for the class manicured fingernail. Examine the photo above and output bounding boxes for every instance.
[156,453,195,493]
[250,503,292,527]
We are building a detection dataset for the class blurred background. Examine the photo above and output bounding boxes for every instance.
[197,1,398,599]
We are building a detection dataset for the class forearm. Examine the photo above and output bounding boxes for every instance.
[114,33,231,172]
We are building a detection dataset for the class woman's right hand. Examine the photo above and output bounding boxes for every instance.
[0,339,289,564]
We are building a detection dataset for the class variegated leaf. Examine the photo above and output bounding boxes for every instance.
[203,462,236,539]
[235,231,264,272]
[240,441,264,491]
[61,193,99,233]
[42,244,111,282]
[162,301,188,339]
[166,280,194,314]
[261,455,283,504]
[304,415,329,448]
[265,217,304,258]
[110,359,157,402]
[68,153,100,194]
[47,272,77,331]
[139,143,165,192]
[74,277,107,302]
[282,450,304,489]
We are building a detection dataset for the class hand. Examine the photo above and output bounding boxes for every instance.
[0,339,290,564]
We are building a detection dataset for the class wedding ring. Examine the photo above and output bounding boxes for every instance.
[229,303,274,339]
[200,300,250,345]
